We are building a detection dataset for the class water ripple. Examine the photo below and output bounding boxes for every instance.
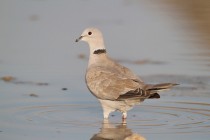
[8,101,210,134]
[130,102,210,134]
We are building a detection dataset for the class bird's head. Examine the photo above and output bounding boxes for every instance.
[75,27,106,53]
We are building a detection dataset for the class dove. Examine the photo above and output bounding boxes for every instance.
[75,27,177,121]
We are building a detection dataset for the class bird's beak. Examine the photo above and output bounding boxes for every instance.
[75,36,83,42]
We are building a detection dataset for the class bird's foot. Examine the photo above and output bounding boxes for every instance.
[122,112,127,124]
[122,118,127,124]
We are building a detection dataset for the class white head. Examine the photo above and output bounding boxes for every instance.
[76,27,106,54]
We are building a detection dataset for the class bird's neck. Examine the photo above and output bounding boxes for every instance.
[88,38,106,54]
[93,49,107,54]
[87,39,108,67]
[88,47,108,68]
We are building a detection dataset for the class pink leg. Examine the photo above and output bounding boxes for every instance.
[122,112,127,124]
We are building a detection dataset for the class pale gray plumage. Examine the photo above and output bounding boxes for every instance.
[75,27,177,120]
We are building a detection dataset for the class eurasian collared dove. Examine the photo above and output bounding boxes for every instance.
[75,27,177,120]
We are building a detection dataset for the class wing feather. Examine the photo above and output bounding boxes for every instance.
[86,66,141,100]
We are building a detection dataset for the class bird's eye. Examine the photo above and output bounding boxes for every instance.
[88,32,92,35]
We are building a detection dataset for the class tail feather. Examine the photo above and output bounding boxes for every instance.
[146,83,178,92]
[118,83,178,100]
[148,93,160,99]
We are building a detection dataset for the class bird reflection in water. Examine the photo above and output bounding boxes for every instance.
[90,119,146,140]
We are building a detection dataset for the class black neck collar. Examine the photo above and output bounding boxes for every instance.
[93,49,107,55]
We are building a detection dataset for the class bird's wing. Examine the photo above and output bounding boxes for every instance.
[86,66,143,100]
[109,58,143,83]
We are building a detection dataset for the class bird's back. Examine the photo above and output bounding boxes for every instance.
[86,56,146,100]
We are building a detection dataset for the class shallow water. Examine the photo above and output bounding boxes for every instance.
[1,75,210,140]
[0,0,210,140]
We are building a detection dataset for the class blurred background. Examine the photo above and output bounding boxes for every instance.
[0,0,210,140]
[1,0,210,83]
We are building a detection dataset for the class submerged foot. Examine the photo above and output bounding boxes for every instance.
[122,112,127,124]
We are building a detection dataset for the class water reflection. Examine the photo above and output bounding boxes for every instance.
[90,119,146,140]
